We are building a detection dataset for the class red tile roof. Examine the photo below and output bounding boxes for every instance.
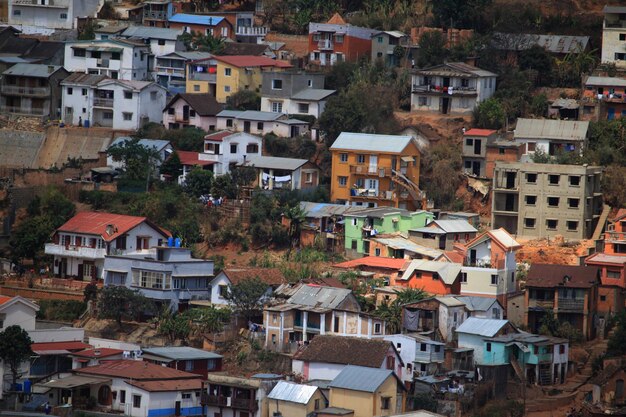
[443,251,464,263]
[126,379,202,392]
[205,130,234,142]
[334,257,407,270]
[213,55,292,68]
[464,128,497,137]
[32,341,92,352]
[0,295,12,305]
[75,360,199,380]
[223,268,286,286]
[613,208,626,222]
[177,151,215,167]
[526,264,600,288]
[56,212,170,242]
[72,348,124,359]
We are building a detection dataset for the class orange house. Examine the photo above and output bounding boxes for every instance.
[396,259,461,295]
[308,13,377,66]
[586,209,626,318]
[168,14,235,40]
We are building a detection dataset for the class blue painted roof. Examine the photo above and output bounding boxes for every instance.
[328,365,396,392]
[169,14,225,26]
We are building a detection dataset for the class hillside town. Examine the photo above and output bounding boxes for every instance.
[0,1,624,417]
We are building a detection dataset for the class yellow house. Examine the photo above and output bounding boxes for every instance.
[267,381,327,417]
[329,133,423,210]
[185,56,218,95]
[328,365,405,417]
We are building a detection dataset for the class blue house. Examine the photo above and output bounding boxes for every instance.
[455,317,516,365]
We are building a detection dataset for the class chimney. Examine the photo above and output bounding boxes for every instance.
[47,65,55,74]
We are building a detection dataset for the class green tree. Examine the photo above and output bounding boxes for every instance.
[224,277,270,322]
[602,165,626,209]
[374,288,428,334]
[430,0,492,29]
[518,45,553,85]
[97,286,155,327]
[530,93,548,117]
[225,90,261,110]
[283,204,307,247]
[154,306,191,343]
[420,141,463,209]
[160,151,183,180]
[179,31,225,54]
[417,31,448,68]
[107,137,162,190]
[608,312,626,357]
[84,283,98,303]
[184,168,214,197]
[474,98,505,129]
[0,325,33,389]
[185,306,231,334]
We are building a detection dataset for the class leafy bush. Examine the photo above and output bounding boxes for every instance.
[37,300,87,321]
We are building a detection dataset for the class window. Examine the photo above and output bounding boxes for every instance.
[305,172,313,183]
[568,198,580,208]
[547,197,560,207]
[103,111,113,120]
[491,274,498,285]
[569,175,581,186]
[527,142,536,152]
[67,87,73,95]
[184,361,193,372]
[74,48,85,57]
[453,312,457,322]
[120,390,126,404]
[82,88,87,96]
[600,295,607,301]
[271,79,282,89]
[111,52,120,60]
[618,53,626,61]
[432,273,439,280]
[499,147,505,154]
[548,174,560,185]
[340,153,348,162]
[224,86,231,92]
[224,68,232,76]
[524,218,536,228]
[335,34,344,43]
[315,399,320,410]
[150,91,157,100]
[525,195,537,205]
[381,397,391,410]
[193,85,200,92]
[413,272,422,278]
[60,12,67,19]
[133,395,141,408]
[298,103,309,113]
[357,154,365,164]
[526,173,537,183]
[13,9,20,15]
[230,144,238,154]
[418,96,429,106]
[168,108,174,115]
[124,91,132,99]
[308,79,313,87]
[608,270,621,279]
[492,308,500,319]
[123,112,133,121]
[546,219,558,230]
[374,323,382,334]
[246,143,259,153]
[461,272,467,283]
[338,176,348,187]
[271,101,283,113]
[559,344,565,354]
[218,285,228,297]
[486,342,492,352]
[189,109,196,117]
[132,270,168,289]
[226,119,233,127]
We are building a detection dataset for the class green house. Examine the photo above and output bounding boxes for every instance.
[344,207,434,256]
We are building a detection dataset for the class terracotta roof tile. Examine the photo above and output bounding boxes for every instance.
[526,264,600,288]
[75,360,199,380]
[176,151,215,167]
[293,335,395,367]
[213,55,292,68]
[32,341,92,352]
[72,348,124,358]
[334,257,406,270]
[223,268,286,286]
[56,212,170,242]
[0,295,12,305]
[464,128,497,136]
[326,13,346,24]
[126,379,202,392]
[443,251,464,263]
[205,130,234,142]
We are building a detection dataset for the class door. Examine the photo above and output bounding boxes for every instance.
[608,107,615,120]
[439,235,446,250]
[617,379,624,400]
[443,77,450,87]
[60,258,68,278]
[290,126,299,138]
[175,401,181,416]
[474,139,481,155]
[472,161,481,176]
[369,155,378,173]
[469,249,477,265]
[182,105,189,121]
[244,121,251,132]
[441,97,449,114]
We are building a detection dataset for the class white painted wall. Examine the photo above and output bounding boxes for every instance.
[260,97,327,118]
[209,273,230,306]
[203,132,262,175]
[64,41,150,81]
[0,301,37,331]
[457,333,485,365]
[215,117,309,138]
[383,334,416,384]
[439,304,465,342]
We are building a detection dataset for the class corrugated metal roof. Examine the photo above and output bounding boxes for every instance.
[244,155,308,171]
[3,63,63,77]
[328,365,395,392]
[371,237,443,259]
[161,51,214,61]
[586,253,626,265]
[492,32,589,54]
[216,110,284,121]
[292,88,336,101]
[488,228,521,249]
[346,206,418,218]
[330,132,414,153]
[434,296,466,307]
[585,75,626,88]
[299,201,359,218]
[416,62,497,78]
[372,30,407,38]
[142,346,222,360]
[399,260,461,285]
[454,296,497,312]
[267,381,319,404]
[122,26,182,41]
[109,137,171,151]
[413,220,476,234]
[455,317,509,337]
[287,284,353,309]
[604,5,626,14]
[514,118,589,141]
[169,14,225,26]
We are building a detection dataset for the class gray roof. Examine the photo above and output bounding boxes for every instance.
[291,88,336,101]
[299,202,359,219]
[372,30,407,39]
[492,32,589,54]
[454,296,498,312]
[604,5,626,14]
[109,137,171,152]
[267,381,319,404]
[329,365,395,392]
[160,51,214,61]
[122,26,182,41]
[95,25,128,34]
[244,155,309,171]
[3,63,63,77]
[416,62,497,78]
[280,118,309,125]
[141,346,223,360]
[514,118,589,141]
[371,237,442,259]
[585,75,626,88]
[346,206,419,218]
[455,317,510,337]
[287,284,353,309]
[412,219,476,234]
[216,110,243,118]
[399,260,461,285]
[330,132,415,153]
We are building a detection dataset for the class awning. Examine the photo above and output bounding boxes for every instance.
[40,375,110,389]
[401,156,415,162]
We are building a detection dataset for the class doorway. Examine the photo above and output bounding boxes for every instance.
[244,121,250,132]
[441,97,449,114]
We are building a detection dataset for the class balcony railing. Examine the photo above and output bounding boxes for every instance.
[0,105,46,116]
[350,189,394,200]
[93,98,114,108]
[605,231,626,242]
[349,165,391,176]
[528,299,555,309]
[605,21,626,29]
[12,0,69,6]
[1,85,50,96]
[463,260,503,269]
[318,39,333,50]
[236,26,268,36]
[143,11,168,19]
[201,395,257,411]
[44,243,107,259]
[412,84,477,94]
[188,72,216,82]
[558,298,584,312]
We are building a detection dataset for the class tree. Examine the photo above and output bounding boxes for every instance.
[431,0,492,29]
[84,283,98,303]
[530,93,548,117]
[179,31,225,54]
[97,286,155,327]
[602,165,626,209]
[608,312,626,357]
[98,1,120,19]
[224,277,270,322]
[154,306,191,344]
[107,137,162,190]
[474,98,505,129]
[184,168,214,197]
[417,31,448,68]
[225,90,261,111]
[185,306,231,334]
[160,151,183,180]
[374,288,428,334]
[283,204,307,247]
[0,326,33,389]
[518,46,553,85]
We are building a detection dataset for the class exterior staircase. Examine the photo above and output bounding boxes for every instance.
[592,204,611,241]
[391,169,426,206]
[510,356,525,381]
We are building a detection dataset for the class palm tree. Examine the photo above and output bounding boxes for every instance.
[374,287,429,334]
[179,31,225,54]
[284,205,307,248]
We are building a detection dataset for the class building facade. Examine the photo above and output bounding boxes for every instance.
[64,40,150,81]
[260,71,335,118]
[9,0,100,30]
[601,6,626,68]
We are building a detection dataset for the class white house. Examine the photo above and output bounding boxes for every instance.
[0,295,38,331]
[162,93,223,131]
[513,118,589,156]
[455,317,516,365]
[383,333,445,380]
[119,26,184,58]
[260,71,335,119]
[106,137,172,171]
[411,62,497,114]
[64,39,151,81]
[203,130,263,176]
[216,110,310,138]
[208,267,285,307]
[61,73,167,129]
[454,296,505,320]
[8,0,100,30]
[45,211,171,280]
[402,296,468,343]
[601,6,626,68]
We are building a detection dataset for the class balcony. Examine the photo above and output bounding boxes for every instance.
[0,105,46,116]
[45,243,107,259]
[534,353,553,364]
[318,39,333,50]
[93,98,114,108]
[1,85,50,96]
[605,20,626,29]
[236,26,268,36]
[155,66,185,77]
[605,231,626,242]
[349,165,391,176]
[528,299,555,309]
[411,84,477,95]
[350,189,394,200]
[143,11,168,20]
[188,72,216,82]
[12,0,69,7]
[558,298,584,312]
[201,395,257,411]
[463,259,504,269]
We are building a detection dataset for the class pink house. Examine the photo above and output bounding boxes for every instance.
[163,93,223,130]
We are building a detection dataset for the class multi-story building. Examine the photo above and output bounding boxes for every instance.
[524,264,600,340]
[601,5,626,68]
[582,75,626,121]
[64,39,151,81]
[396,259,462,295]
[203,374,273,417]
[408,219,478,251]
[61,73,167,129]
[162,93,223,130]
[184,56,218,95]
[267,381,325,417]
[308,14,377,67]
[260,71,335,118]
[585,209,626,318]
[402,297,468,343]
[119,26,182,58]
[202,130,262,175]
[411,62,497,114]
[0,64,68,120]
[8,0,100,30]
[461,128,523,179]
[45,211,171,280]
[168,14,234,40]
[209,11,268,43]
[329,132,424,210]
[491,161,604,239]
[514,118,589,157]
[155,51,212,93]
[142,347,223,379]
[215,110,309,138]
[242,155,321,191]
[371,31,409,67]
[142,0,173,27]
